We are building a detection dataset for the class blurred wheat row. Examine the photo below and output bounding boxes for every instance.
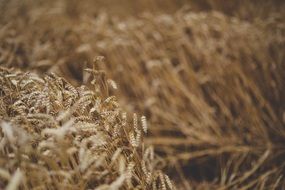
[0,0,285,189]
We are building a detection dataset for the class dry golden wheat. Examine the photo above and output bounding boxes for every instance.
[0,0,284,189]
[0,67,173,189]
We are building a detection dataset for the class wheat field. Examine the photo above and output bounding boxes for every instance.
[0,0,284,189]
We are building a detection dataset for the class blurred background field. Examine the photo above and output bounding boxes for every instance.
[0,0,284,189]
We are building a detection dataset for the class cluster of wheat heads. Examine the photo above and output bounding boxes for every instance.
[0,66,174,190]
[1,0,285,189]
